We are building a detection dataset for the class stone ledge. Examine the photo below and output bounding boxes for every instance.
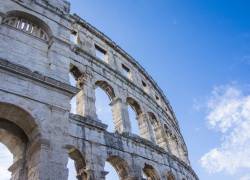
[121,132,166,153]
[69,113,108,130]
[120,131,198,179]
[0,58,79,96]
[69,113,198,179]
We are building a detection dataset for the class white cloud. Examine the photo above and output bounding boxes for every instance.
[200,84,250,175]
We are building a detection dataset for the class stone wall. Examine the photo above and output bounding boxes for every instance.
[0,0,198,179]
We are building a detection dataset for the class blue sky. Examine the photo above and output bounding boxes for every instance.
[68,0,250,179]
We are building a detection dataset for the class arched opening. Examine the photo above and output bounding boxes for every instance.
[67,147,87,180]
[0,119,29,180]
[148,112,159,143]
[143,164,160,180]
[0,102,39,180]
[164,125,179,156]
[67,158,77,180]
[105,156,130,180]
[167,134,179,158]
[104,162,119,180]
[126,97,142,135]
[69,72,77,114]
[95,81,115,100]
[3,11,52,41]
[0,102,38,137]
[95,80,116,132]
[69,65,82,114]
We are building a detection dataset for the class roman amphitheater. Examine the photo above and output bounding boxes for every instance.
[0,0,198,179]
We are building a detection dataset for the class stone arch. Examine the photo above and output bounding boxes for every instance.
[148,112,159,127]
[0,119,29,179]
[66,146,88,180]
[166,172,175,180]
[0,102,39,140]
[126,97,143,135]
[95,80,116,100]
[163,125,185,160]
[163,124,176,150]
[147,112,160,143]
[0,119,28,162]
[126,97,142,116]
[0,102,39,179]
[3,10,52,41]
[143,164,161,180]
[69,64,88,116]
[94,80,117,132]
[106,156,130,180]
[69,64,82,82]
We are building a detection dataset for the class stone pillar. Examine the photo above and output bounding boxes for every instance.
[75,167,91,180]
[110,97,131,133]
[26,138,68,180]
[9,158,26,180]
[155,127,171,151]
[137,113,152,141]
[177,145,185,162]
[168,136,179,157]
[131,158,146,180]
[76,75,98,121]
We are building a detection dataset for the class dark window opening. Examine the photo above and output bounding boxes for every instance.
[70,30,78,44]
[95,44,107,61]
[121,64,131,79]
[142,80,147,87]
[122,64,130,72]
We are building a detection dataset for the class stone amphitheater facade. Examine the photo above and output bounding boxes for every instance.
[0,0,198,179]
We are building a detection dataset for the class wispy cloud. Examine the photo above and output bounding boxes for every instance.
[200,84,250,175]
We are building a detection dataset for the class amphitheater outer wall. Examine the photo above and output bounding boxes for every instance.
[0,0,198,179]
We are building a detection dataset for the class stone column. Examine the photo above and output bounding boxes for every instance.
[131,158,146,180]
[9,158,27,180]
[110,97,131,133]
[168,136,179,157]
[137,113,152,141]
[155,125,170,151]
[177,145,185,162]
[76,75,98,121]
[75,167,91,180]
[26,138,68,180]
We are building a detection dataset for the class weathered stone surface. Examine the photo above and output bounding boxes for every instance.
[0,0,198,179]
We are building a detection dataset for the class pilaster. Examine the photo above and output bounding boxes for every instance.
[110,97,131,133]
[137,113,152,141]
[76,75,98,121]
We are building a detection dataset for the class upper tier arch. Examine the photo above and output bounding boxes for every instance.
[95,80,116,100]
[2,10,52,41]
